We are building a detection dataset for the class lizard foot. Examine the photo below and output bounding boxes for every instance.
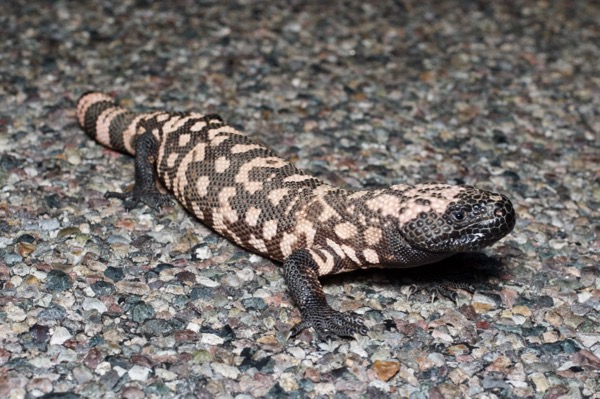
[105,188,174,211]
[290,306,368,340]
[407,281,474,303]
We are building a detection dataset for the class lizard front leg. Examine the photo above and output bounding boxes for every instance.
[105,128,174,211]
[283,249,368,340]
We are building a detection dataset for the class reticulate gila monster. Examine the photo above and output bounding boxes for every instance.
[77,92,516,340]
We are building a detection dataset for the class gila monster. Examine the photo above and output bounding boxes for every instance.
[76,92,516,340]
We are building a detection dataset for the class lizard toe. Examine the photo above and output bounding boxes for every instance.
[290,308,368,340]
[104,189,173,211]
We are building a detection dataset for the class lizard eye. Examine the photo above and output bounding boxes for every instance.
[451,210,466,222]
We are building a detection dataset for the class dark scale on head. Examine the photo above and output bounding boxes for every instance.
[399,189,515,253]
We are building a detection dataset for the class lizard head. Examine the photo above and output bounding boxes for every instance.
[393,184,516,253]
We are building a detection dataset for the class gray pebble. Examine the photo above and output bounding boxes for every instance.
[45,270,72,292]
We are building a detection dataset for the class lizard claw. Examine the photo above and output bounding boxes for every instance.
[289,307,368,340]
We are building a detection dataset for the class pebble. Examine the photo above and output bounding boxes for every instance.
[49,327,72,345]
[90,280,115,296]
[196,276,220,288]
[38,305,67,323]
[39,219,60,231]
[128,302,155,323]
[200,333,225,346]
[191,243,213,260]
[278,373,299,392]
[45,270,73,292]
[241,297,267,311]
[29,324,50,344]
[471,293,499,313]
[128,365,152,382]
[6,303,27,322]
[72,366,94,384]
[104,267,124,282]
[212,363,240,379]
[4,253,23,266]
[372,360,400,382]
[82,298,107,313]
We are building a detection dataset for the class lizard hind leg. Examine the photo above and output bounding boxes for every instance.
[105,130,174,211]
[283,249,368,340]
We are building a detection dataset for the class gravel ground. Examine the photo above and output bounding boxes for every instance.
[1,1,599,398]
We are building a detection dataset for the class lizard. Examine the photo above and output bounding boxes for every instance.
[76,91,516,340]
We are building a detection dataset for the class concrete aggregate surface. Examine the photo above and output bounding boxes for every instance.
[0,1,598,398]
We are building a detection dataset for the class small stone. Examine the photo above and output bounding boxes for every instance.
[83,348,103,369]
[129,302,155,323]
[256,335,279,345]
[12,263,30,277]
[447,344,469,356]
[15,234,36,244]
[122,386,145,399]
[472,293,498,313]
[278,373,299,392]
[192,349,213,363]
[100,369,120,389]
[196,276,220,287]
[50,326,72,345]
[6,303,27,322]
[73,366,94,384]
[241,297,267,311]
[140,319,172,337]
[200,333,224,345]
[372,360,400,382]
[46,270,73,292]
[189,286,213,300]
[212,363,240,379]
[107,234,131,245]
[94,361,112,376]
[155,368,177,381]
[236,267,255,282]
[128,365,151,382]
[65,147,82,165]
[575,333,600,348]
[173,330,197,343]
[542,330,560,343]
[15,242,35,258]
[176,270,196,285]
[27,377,52,394]
[22,275,41,286]
[116,281,149,295]
[38,304,67,323]
[39,218,60,231]
[90,280,115,296]
[287,347,305,360]
[512,305,532,317]
[4,253,23,265]
[10,276,22,288]
[191,243,212,260]
[57,227,82,237]
[153,263,174,273]
[248,254,263,263]
[486,355,512,372]
[82,297,108,313]
[448,368,469,384]
[529,372,550,392]
[104,266,124,281]
[29,324,50,344]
